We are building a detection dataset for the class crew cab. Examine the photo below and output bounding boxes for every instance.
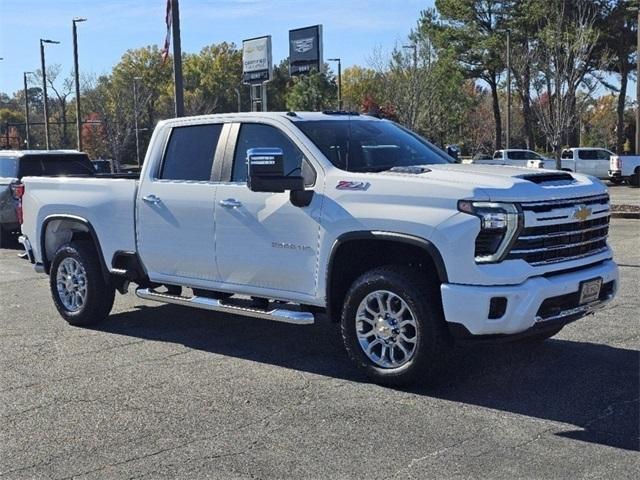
[560,148,613,179]
[609,154,640,186]
[17,112,619,386]
[0,150,94,247]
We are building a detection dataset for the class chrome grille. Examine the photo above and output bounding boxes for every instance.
[507,194,610,266]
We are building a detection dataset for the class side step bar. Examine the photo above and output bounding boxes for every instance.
[135,288,314,325]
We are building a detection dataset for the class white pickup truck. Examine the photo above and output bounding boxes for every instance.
[17,112,618,386]
[609,154,640,186]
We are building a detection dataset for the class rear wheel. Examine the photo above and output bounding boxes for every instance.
[340,266,450,387]
[0,224,13,248]
[609,177,624,186]
[49,241,115,326]
[629,169,640,187]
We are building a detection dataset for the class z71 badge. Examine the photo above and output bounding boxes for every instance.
[336,181,370,191]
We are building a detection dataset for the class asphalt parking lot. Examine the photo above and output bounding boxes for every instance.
[0,219,638,479]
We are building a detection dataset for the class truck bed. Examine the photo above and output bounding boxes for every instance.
[20,176,138,270]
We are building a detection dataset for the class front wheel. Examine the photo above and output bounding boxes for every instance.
[629,170,640,187]
[340,266,450,387]
[49,241,115,326]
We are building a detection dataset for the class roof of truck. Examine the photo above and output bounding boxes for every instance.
[0,150,85,157]
[158,111,383,127]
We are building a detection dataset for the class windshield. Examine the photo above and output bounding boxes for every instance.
[295,118,453,172]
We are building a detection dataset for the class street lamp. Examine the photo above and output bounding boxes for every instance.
[23,72,35,149]
[328,58,342,110]
[233,87,241,113]
[72,17,87,152]
[40,38,60,150]
[506,29,511,149]
[133,76,142,166]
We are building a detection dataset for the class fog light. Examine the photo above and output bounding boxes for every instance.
[489,297,507,319]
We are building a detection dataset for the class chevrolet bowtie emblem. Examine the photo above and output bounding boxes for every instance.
[573,205,592,222]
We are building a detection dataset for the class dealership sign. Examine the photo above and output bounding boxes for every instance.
[242,36,272,84]
[289,25,323,76]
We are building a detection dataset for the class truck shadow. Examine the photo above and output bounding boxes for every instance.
[98,302,639,452]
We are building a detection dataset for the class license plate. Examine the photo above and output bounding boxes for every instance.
[579,278,602,305]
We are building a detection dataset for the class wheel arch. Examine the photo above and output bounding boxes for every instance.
[325,231,448,321]
[40,215,109,283]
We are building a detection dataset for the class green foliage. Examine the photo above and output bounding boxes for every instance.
[285,70,337,111]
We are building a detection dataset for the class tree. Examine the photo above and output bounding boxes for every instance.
[285,70,337,111]
[34,64,74,149]
[530,0,601,167]
[423,1,509,149]
[595,0,637,153]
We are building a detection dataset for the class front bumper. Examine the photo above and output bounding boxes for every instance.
[608,170,622,178]
[441,259,618,336]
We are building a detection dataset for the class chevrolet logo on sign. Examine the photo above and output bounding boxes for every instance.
[573,205,592,222]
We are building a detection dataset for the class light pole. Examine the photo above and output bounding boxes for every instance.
[506,29,511,149]
[133,76,142,166]
[636,4,639,155]
[23,72,35,149]
[233,87,241,112]
[40,38,60,150]
[73,17,87,152]
[328,58,342,110]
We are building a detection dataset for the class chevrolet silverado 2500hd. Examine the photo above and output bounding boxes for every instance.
[18,112,619,386]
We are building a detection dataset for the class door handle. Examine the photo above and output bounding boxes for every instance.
[219,198,242,208]
[142,194,161,204]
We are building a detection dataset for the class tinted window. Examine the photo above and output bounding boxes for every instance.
[296,119,452,172]
[0,157,18,177]
[161,124,222,181]
[232,123,306,182]
[578,150,599,160]
[597,150,611,160]
[507,151,541,161]
[561,150,573,159]
[493,151,502,159]
[18,154,95,177]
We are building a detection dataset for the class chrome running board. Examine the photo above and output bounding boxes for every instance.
[135,288,314,325]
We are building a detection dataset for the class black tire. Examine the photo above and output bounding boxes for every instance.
[49,241,115,326]
[0,225,7,248]
[629,169,640,187]
[518,326,563,344]
[340,265,450,387]
[609,177,624,186]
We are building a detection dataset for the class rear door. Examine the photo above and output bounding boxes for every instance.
[594,150,612,178]
[576,149,599,176]
[136,122,227,283]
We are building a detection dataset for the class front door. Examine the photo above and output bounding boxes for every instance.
[214,122,322,297]
[137,122,225,283]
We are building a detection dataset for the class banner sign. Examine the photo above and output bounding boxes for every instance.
[289,25,323,76]
[242,36,272,84]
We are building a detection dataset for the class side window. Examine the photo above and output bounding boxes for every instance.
[561,150,572,159]
[160,124,222,181]
[232,123,311,184]
[597,150,611,160]
[493,151,502,159]
[578,150,598,160]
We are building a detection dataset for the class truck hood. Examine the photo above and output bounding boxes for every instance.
[380,163,607,202]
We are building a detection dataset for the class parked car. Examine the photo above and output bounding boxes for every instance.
[609,154,640,186]
[472,149,550,168]
[18,112,618,386]
[560,148,613,179]
[0,150,95,247]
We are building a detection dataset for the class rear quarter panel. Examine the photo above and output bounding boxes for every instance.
[21,177,137,267]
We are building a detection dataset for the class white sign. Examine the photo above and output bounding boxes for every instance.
[242,36,272,84]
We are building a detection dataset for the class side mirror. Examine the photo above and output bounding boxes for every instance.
[247,147,304,193]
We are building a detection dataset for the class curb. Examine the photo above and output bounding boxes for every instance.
[610,212,640,219]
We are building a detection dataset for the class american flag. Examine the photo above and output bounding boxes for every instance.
[161,0,172,65]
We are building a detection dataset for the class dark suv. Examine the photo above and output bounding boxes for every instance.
[0,150,95,246]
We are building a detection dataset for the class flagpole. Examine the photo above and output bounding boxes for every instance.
[171,0,184,117]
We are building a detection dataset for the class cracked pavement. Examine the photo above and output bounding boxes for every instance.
[0,219,638,479]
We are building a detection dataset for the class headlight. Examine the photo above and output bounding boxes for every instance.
[458,201,523,263]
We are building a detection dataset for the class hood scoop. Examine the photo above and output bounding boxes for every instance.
[518,172,575,185]
[387,166,431,174]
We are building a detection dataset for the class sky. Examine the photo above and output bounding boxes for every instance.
[0,0,434,95]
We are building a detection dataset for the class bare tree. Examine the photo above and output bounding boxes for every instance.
[35,65,74,148]
[530,0,601,168]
